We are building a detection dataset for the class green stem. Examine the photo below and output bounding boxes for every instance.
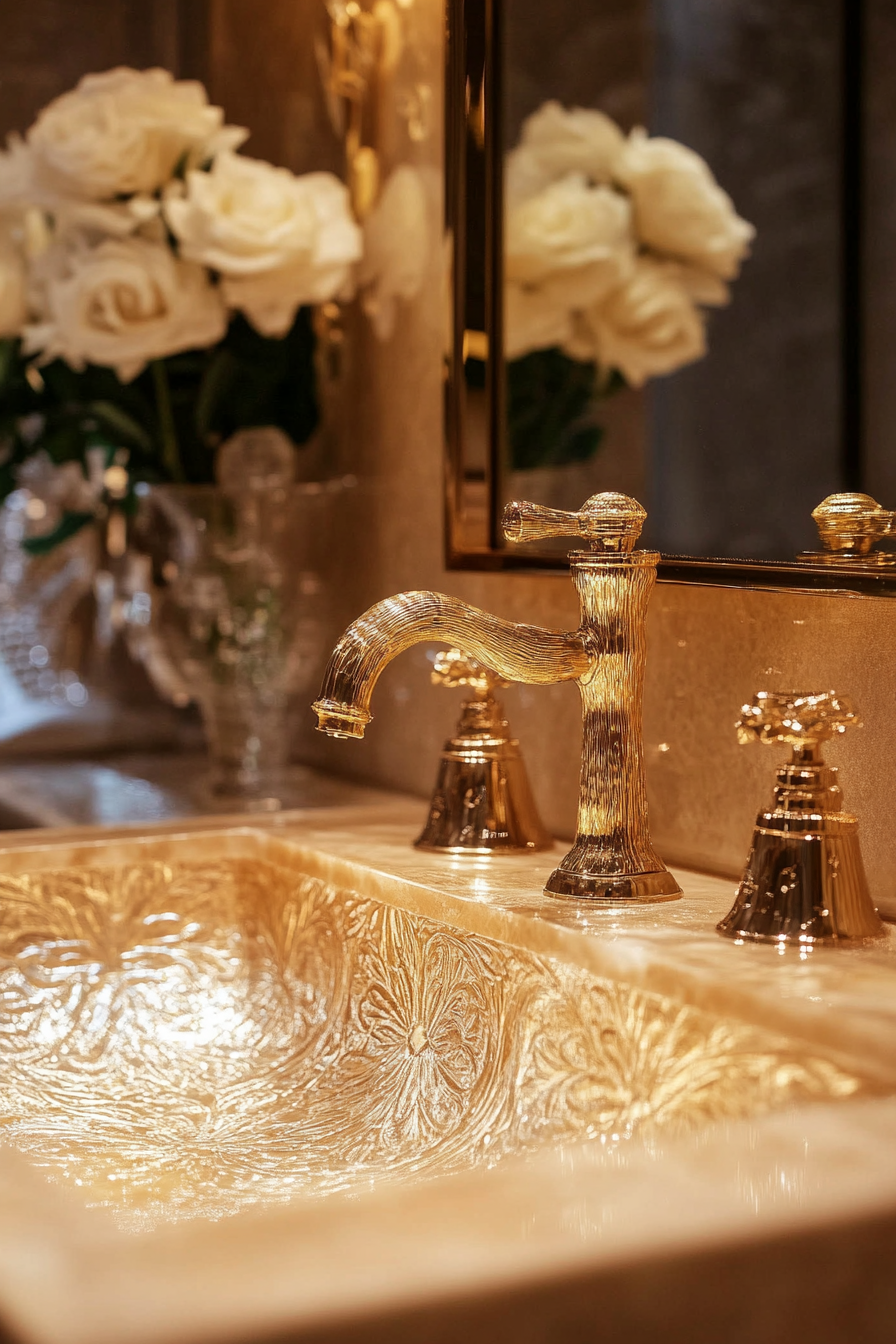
[152,359,185,482]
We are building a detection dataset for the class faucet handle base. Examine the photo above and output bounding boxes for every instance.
[545,865,682,903]
[718,820,883,944]
[414,688,553,855]
[720,688,884,945]
[414,743,553,855]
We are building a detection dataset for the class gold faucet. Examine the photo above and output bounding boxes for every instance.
[313,492,681,903]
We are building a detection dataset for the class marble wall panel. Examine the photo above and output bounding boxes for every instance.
[204,0,342,176]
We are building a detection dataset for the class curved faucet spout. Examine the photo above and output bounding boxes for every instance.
[313,590,589,738]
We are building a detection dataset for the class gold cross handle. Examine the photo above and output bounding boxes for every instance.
[430,648,509,697]
[736,690,860,750]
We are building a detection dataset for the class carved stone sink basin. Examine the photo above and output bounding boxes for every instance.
[2,806,896,1344]
[0,827,872,1234]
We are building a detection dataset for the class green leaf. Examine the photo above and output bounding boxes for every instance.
[561,424,605,464]
[36,419,86,466]
[21,510,95,555]
[183,310,320,451]
[87,400,153,452]
[0,339,18,392]
[506,347,621,471]
[0,307,324,493]
[194,348,241,441]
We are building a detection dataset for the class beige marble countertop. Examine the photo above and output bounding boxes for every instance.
[1,793,896,1344]
[0,754,379,830]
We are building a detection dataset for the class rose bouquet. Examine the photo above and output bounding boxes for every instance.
[0,68,362,550]
[504,102,754,471]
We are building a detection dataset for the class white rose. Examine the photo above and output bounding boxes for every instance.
[515,101,625,188]
[0,135,35,215]
[676,263,730,307]
[165,154,362,337]
[569,256,707,386]
[506,145,553,208]
[0,240,27,336]
[51,194,162,241]
[358,165,428,341]
[0,134,161,249]
[617,128,755,279]
[505,279,574,360]
[504,174,634,358]
[1,123,166,242]
[506,173,633,295]
[27,67,247,200]
[166,154,352,277]
[24,235,227,381]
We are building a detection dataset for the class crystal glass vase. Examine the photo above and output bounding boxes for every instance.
[149,480,335,805]
[0,471,96,718]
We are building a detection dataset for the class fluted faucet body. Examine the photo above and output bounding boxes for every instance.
[314,493,681,903]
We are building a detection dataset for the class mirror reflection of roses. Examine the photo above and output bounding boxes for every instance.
[504,101,754,471]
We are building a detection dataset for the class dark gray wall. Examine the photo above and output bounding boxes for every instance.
[647,0,844,559]
[864,0,896,504]
[505,0,651,142]
[502,0,848,561]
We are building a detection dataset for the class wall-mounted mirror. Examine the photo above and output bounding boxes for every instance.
[445,0,896,591]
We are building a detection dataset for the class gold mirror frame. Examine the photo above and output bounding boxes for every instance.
[442,0,895,596]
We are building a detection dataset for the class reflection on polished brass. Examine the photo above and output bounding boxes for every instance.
[718,691,884,945]
[414,649,552,854]
[314,492,681,903]
[800,493,896,566]
[317,0,385,219]
[0,838,868,1229]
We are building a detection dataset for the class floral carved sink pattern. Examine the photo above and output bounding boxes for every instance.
[0,836,868,1231]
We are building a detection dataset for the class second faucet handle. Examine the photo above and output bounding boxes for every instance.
[736,690,859,751]
[416,647,552,854]
[719,687,882,944]
[430,648,509,696]
[502,492,646,554]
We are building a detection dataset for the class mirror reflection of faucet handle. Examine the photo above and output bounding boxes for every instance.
[414,647,553,855]
[801,492,896,565]
[502,492,646,554]
[718,689,883,945]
